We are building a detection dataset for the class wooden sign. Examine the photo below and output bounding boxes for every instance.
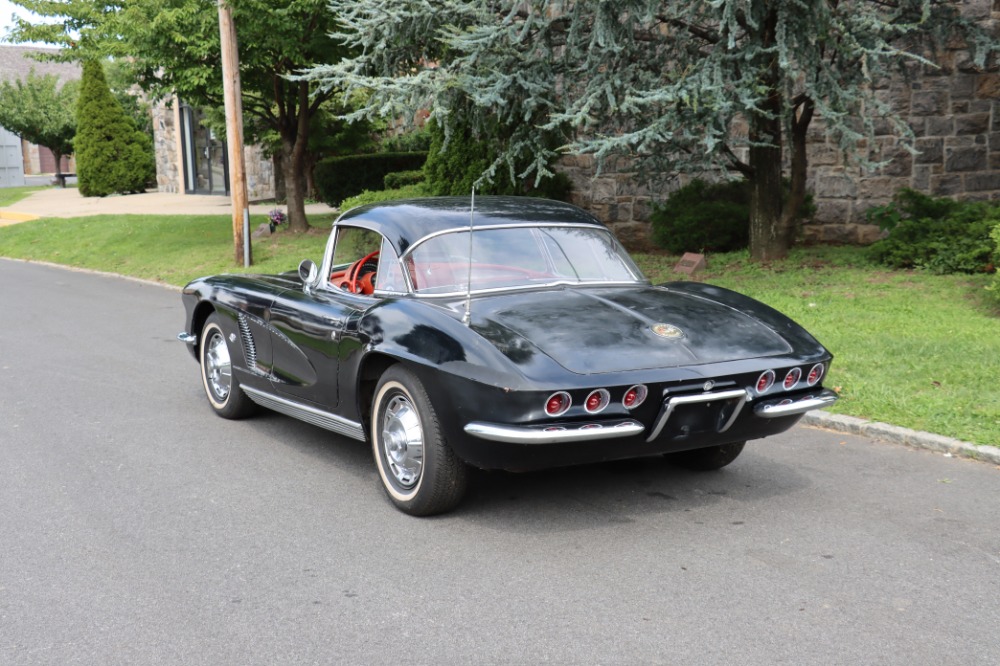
[673,252,706,275]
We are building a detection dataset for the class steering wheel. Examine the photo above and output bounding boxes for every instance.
[341,250,380,295]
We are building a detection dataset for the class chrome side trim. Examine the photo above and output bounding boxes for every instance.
[178,332,197,344]
[753,389,839,418]
[464,420,644,444]
[646,388,750,443]
[237,313,257,369]
[241,386,366,441]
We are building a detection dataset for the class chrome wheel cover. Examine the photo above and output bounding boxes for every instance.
[380,394,423,489]
[204,330,232,402]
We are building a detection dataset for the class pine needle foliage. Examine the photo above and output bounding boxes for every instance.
[305,0,1000,261]
[75,60,154,197]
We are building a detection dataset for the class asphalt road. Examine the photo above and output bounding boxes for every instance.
[2,258,999,665]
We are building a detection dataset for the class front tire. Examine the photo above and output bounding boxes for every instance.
[199,313,256,419]
[371,366,468,516]
[666,441,746,471]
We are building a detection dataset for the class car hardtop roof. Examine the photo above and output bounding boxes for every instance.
[336,196,607,255]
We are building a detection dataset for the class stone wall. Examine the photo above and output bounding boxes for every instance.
[245,146,274,201]
[559,154,662,251]
[804,65,1000,244]
[559,1,1000,249]
[151,101,181,193]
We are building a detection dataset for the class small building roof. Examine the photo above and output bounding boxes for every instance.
[0,46,81,83]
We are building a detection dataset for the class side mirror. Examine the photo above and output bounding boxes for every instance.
[298,259,318,288]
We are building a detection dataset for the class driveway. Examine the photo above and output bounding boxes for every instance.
[1,258,998,665]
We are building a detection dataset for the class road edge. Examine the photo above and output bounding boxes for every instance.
[802,410,1000,465]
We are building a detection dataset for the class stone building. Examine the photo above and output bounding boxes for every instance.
[151,97,274,200]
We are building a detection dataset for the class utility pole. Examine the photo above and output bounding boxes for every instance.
[218,0,251,267]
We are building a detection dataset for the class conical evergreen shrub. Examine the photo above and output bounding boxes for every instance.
[75,60,155,197]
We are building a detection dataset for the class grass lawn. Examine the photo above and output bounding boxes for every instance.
[0,186,45,208]
[1,213,998,446]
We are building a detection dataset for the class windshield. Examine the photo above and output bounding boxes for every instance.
[404,225,645,295]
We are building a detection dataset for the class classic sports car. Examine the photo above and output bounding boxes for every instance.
[179,196,837,515]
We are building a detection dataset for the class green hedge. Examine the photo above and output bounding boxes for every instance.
[987,223,1000,303]
[650,179,751,254]
[339,183,431,212]
[384,169,425,189]
[866,189,999,274]
[314,152,427,207]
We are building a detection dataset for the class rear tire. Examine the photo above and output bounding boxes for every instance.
[199,313,256,419]
[666,441,746,471]
[371,365,468,516]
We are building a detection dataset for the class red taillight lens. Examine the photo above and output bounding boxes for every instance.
[545,391,571,416]
[622,385,648,409]
[783,367,802,390]
[807,363,825,386]
[756,370,775,394]
[584,389,610,414]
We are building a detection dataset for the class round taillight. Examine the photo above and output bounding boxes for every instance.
[545,391,571,416]
[783,367,802,390]
[806,363,825,386]
[756,370,775,394]
[622,385,648,410]
[584,389,611,414]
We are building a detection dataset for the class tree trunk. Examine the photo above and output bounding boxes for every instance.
[748,113,787,262]
[282,82,311,233]
[272,152,286,203]
[283,139,308,232]
[746,7,791,263]
[779,100,814,248]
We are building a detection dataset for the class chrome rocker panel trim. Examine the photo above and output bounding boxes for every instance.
[464,419,645,444]
[753,389,839,418]
[178,332,197,344]
[646,388,750,443]
[241,386,366,441]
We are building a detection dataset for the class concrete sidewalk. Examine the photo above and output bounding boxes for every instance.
[0,187,337,225]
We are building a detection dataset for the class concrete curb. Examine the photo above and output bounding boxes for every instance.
[801,410,1000,465]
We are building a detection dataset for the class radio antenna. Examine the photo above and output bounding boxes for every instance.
[462,188,475,326]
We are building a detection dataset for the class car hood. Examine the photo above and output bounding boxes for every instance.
[471,286,793,374]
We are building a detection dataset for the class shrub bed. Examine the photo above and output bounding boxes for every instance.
[650,179,751,254]
[314,152,427,207]
[866,189,999,274]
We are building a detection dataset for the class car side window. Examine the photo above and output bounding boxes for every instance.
[374,237,406,294]
[329,226,384,295]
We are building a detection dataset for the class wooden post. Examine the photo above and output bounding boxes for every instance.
[218,0,251,266]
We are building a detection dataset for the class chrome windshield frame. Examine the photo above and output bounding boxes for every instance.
[399,222,647,297]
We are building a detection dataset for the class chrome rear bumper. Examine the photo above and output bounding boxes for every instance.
[463,387,838,446]
[753,389,839,418]
[464,420,644,444]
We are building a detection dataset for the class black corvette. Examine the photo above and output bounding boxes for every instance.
[179,196,837,515]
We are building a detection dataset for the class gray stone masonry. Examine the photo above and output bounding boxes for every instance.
[152,100,274,201]
[559,1,1000,250]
